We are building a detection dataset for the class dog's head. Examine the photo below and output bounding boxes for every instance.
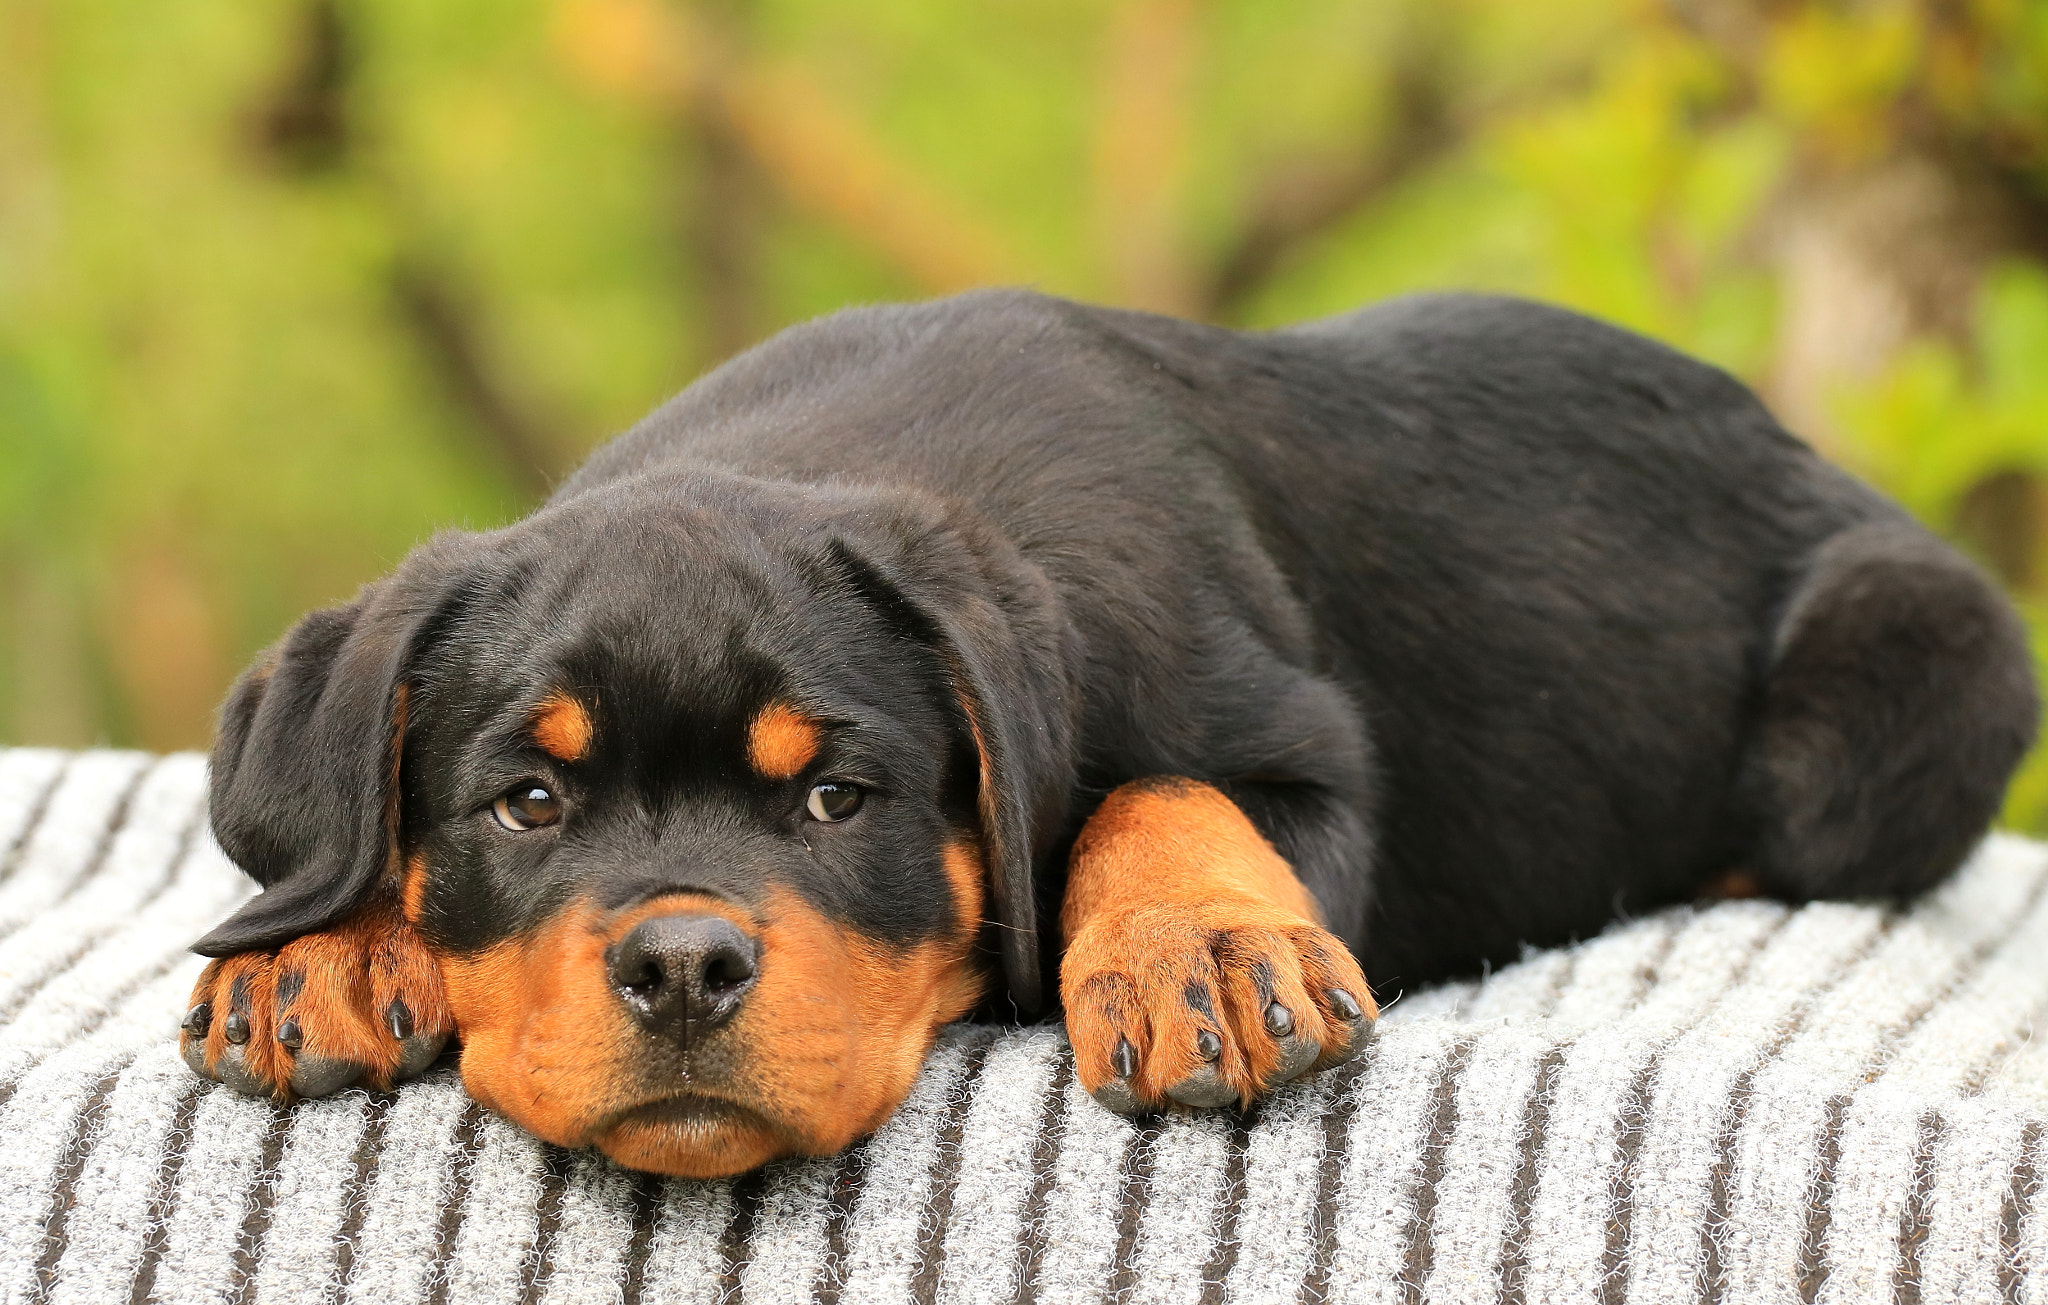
[195,472,1074,1175]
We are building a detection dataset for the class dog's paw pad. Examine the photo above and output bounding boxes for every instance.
[1062,900,1376,1115]
[1091,1074,1147,1118]
[1165,1063,1236,1109]
[1266,1007,1322,1083]
[289,1054,370,1098]
[179,907,451,1099]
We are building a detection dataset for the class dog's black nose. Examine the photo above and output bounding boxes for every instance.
[607,915,759,1041]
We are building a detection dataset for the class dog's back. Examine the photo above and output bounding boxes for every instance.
[567,289,2032,985]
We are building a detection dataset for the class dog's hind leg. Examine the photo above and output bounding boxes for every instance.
[1736,521,2038,901]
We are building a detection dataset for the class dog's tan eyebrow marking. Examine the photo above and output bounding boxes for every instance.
[748,703,823,780]
[532,691,595,762]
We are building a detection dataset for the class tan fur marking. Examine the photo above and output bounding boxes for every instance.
[1701,866,1763,900]
[532,690,594,762]
[444,870,986,1178]
[943,839,987,937]
[1060,779,1321,929]
[747,703,822,779]
[402,851,430,925]
[382,684,409,874]
[1059,778,1374,1110]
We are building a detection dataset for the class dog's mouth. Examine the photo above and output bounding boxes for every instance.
[592,1091,797,1177]
[611,1091,758,1132]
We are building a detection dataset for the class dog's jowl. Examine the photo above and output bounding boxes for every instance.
[181,290,2038,1176]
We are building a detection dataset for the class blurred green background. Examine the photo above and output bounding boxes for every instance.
[7,0,2048,825]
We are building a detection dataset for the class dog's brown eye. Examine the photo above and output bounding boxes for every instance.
[805,783,863,822]
[493,784,561,831]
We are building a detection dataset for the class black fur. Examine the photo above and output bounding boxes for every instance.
[197,289,2039,1010]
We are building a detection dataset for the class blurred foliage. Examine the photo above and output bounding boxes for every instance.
[8,0,2048,830]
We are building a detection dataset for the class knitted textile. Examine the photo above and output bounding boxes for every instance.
[6,747,2048,1304]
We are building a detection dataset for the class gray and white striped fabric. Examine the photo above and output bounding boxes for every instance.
[7,747,2048,1303]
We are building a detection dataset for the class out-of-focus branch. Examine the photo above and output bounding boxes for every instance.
[389,257,559,500]
[251,0,350,174]
[248,0,572,499]
[683,72,765,363]
[553,0,1020,301]
[719,65,1020,293]
[1092,0,1204,316]
[1202,28,1461,321]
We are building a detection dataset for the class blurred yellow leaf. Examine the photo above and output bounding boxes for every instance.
[1760,3,1921,165]
[551,0,699,112]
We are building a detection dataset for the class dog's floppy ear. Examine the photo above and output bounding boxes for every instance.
[193,537,476,958]
[825,508,1077,1013]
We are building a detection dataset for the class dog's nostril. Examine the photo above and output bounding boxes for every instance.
[606,913,760,1040]
[702,946,755,995]
[623,960,664,997]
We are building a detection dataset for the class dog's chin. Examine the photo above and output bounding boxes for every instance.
[594,1094,798,1177]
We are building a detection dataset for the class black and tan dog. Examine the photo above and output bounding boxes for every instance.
[179,290,2037,1177]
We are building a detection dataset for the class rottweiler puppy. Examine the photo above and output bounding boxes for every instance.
[179,290,2037,1177]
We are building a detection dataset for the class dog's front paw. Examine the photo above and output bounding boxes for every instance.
[1061,899,1375,1116]
[180,902,452,1099]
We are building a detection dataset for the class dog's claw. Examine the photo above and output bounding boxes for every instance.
[1087,1036,1147,1116]
[1196,1029,1221,1062]
[1263,1002,1293,1037]
[387,998,414,1041]
[1328,989,1362,1022]
[1345,1011,1378,1052]
[223,1010,251,1044]
[1111,1036,1138,1080]
[183,1003,212,1037]
[277,1018,303,1050]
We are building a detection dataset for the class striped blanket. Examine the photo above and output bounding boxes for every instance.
[5,747,2048,1303]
